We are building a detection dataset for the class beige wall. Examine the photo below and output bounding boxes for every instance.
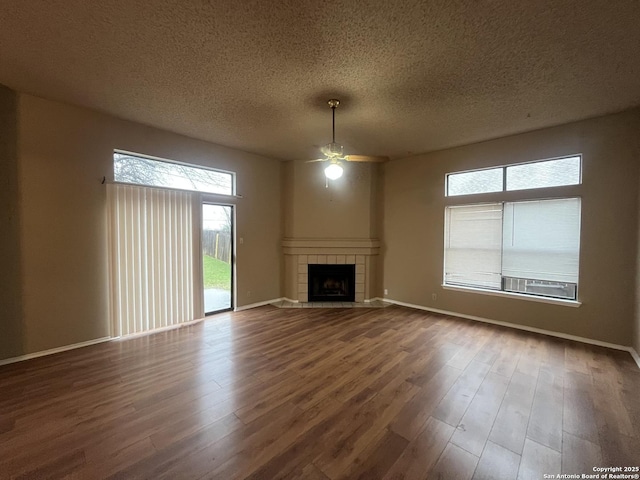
[0,85,23,358]
[383,109,640,346]
[283,160,380,239]
[1,92,281,360]
[4,87,639,359]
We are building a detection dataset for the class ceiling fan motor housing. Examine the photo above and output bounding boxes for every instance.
[321,142,344,158]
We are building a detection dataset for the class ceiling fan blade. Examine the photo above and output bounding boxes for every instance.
[344,154,389,163]
[305,158,327,163]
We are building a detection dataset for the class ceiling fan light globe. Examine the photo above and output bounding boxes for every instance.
[324,163,343,180]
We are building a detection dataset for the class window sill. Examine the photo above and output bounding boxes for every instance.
[442,284,582,307]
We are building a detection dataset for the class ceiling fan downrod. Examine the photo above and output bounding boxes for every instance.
[322,99,344,158]
[328,99,339,144]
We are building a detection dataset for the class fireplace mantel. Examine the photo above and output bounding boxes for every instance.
[282,238,380,256]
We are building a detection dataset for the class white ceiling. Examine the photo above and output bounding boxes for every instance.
[1,1,639,161]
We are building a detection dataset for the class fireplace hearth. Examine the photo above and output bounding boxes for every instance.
[308,264,356,302]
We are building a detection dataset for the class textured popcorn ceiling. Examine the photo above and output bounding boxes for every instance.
[1,1,639,161]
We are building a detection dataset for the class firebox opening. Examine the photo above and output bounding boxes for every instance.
[308,264,356,302]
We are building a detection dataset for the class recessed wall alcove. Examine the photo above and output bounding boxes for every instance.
[282,161,381,303]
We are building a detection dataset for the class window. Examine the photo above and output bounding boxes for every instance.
[502,198,580,299]
[444,156,582,301]
[444,198,581,300]
[114,151,234,195]
[446,155,581,196]
[447,168,503,196]
[506,156,581,191]
[444,204,503,289]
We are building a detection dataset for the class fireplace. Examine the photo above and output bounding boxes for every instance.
[282,239,379,303]
[308,264,356,302]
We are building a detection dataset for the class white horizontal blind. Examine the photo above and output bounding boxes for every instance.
[444,203,503,289]
[107,184,195,337]
[502,198,581,283]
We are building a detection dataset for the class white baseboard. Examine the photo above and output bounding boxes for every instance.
[0,336,112,367]
[383,297,640,369]
[0,317,213,367]
[282,297,299,304]
[234,297,284,312]
[4,301,638,371]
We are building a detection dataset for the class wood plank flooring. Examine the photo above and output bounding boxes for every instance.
[1,305,639,479]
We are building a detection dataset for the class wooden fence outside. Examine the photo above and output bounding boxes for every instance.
[203,230,232,263]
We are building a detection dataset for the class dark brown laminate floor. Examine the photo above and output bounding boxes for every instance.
[1,305,639,479]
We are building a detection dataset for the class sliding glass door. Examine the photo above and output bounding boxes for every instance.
[202,204,233,314]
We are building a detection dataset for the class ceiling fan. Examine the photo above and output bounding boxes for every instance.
[308,99,388,180]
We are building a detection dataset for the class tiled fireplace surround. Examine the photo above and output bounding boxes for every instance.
[282,238,380,303]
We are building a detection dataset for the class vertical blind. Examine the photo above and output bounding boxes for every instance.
[107,184,195,337]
